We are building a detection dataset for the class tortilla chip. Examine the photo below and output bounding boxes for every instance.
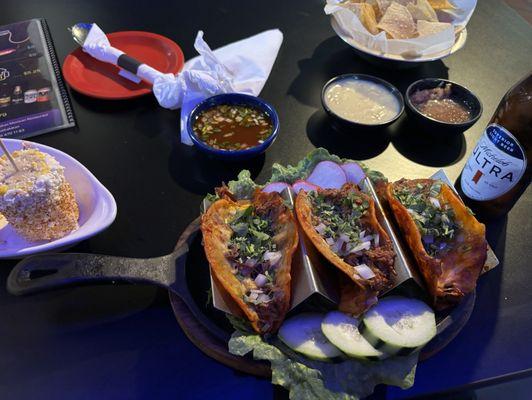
[201,190,299,334]
[375,0,392,16]
[393,0,417,5]
[386,180,487,310]
[417,19,453,36]
[349,3,380,34]
[295,184,396,316]
[407,0,438,22]
[364,0,383,20]
[428,0,454,10]
[377,2,417,39]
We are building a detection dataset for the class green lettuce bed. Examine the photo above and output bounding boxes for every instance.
[229,331,417,400]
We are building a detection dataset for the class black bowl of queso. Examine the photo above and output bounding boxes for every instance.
[405,78,482,132]
[321,74,405,131]
[187,93,279,160]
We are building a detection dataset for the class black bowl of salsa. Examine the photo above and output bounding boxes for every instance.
[187,93,279,160]
[405,78,482,133]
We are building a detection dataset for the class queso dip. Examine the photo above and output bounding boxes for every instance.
[324,78,401,125]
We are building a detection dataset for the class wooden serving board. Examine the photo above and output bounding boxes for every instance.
[169,218,475,377]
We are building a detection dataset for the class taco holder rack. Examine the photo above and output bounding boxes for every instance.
[207,169,498,315]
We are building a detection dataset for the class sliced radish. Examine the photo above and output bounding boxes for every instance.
[262,182,292,194]
[341,162,366,185]
[292,180,319,194]
[306,161,347,189]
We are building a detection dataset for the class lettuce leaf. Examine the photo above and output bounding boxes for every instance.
[229,332,417,400]
[227,170,258,199]
[202,148,386,208]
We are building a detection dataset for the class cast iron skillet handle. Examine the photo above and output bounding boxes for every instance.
[6,249,183,296]
[170,244,232,342]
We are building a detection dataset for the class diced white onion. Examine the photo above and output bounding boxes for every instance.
[325,237,335,246]
[349,241,371,253]
[359,230,366,239]
[429,197,441,209]
[373,234,380,247]
[315,223,326,235]
[263,251,282,266]
[331,239,343,254]
[339,233,350,243]
[354,264,375,280]
[257,294,271,304]
[254,274,268,288]
[422,235,434,244]
[244,258,257,267]
[360,233,372,243]
[248,291,259,301]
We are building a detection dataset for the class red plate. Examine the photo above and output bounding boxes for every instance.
[62,31,185,100]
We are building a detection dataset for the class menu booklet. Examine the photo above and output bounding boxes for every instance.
[0,19,75,139]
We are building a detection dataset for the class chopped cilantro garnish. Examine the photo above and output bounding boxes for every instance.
[308,190,369,245]
[228,206,276,262]
[394,180,459,257]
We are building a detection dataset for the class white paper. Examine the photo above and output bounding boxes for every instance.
[82,24,124,64]
[152,29,283,145]
[325,0,477,57]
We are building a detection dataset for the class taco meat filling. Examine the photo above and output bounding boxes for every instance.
[308,184,395,290]
[225,196,287,331]
[393,179,461,257]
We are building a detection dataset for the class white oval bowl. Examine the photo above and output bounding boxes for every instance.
[331,18,468,63]
[0,139,117,259]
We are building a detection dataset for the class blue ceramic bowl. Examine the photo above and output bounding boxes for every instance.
[187,93,279,160]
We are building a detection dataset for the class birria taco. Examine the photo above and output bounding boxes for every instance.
[386,179,487,309]
[201,188,298,334]
[295,183,396,316]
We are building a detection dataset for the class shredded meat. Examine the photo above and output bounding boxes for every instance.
[215,184,237,201]
[253,189,288,220]
[313,183,396,293]
[255,288,287,332]
[394,178,433,194]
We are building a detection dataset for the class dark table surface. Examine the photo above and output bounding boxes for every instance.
[1,0,531,399]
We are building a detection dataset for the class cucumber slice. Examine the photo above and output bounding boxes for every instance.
[278,313,342,361]
[360,296,436,356]
[321,311,384,360]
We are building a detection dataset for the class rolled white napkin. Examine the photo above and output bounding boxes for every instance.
[81,24,163,84]
[80,24,283,145]
[153,29,283,145]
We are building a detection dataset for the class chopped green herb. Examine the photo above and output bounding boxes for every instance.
[394,180,460,257]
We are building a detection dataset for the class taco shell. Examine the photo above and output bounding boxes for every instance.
[386,180,487,309]
[295,184,395,316]
[201,190,298,334]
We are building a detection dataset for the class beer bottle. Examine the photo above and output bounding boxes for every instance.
[456,72,531,219]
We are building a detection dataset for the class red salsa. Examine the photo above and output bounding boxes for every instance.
[410,84,471,124]
[193,104,273,151]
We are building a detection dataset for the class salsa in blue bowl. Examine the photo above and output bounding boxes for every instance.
[187,93,279,160]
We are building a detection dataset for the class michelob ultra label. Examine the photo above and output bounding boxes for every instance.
[461,124,527,201]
